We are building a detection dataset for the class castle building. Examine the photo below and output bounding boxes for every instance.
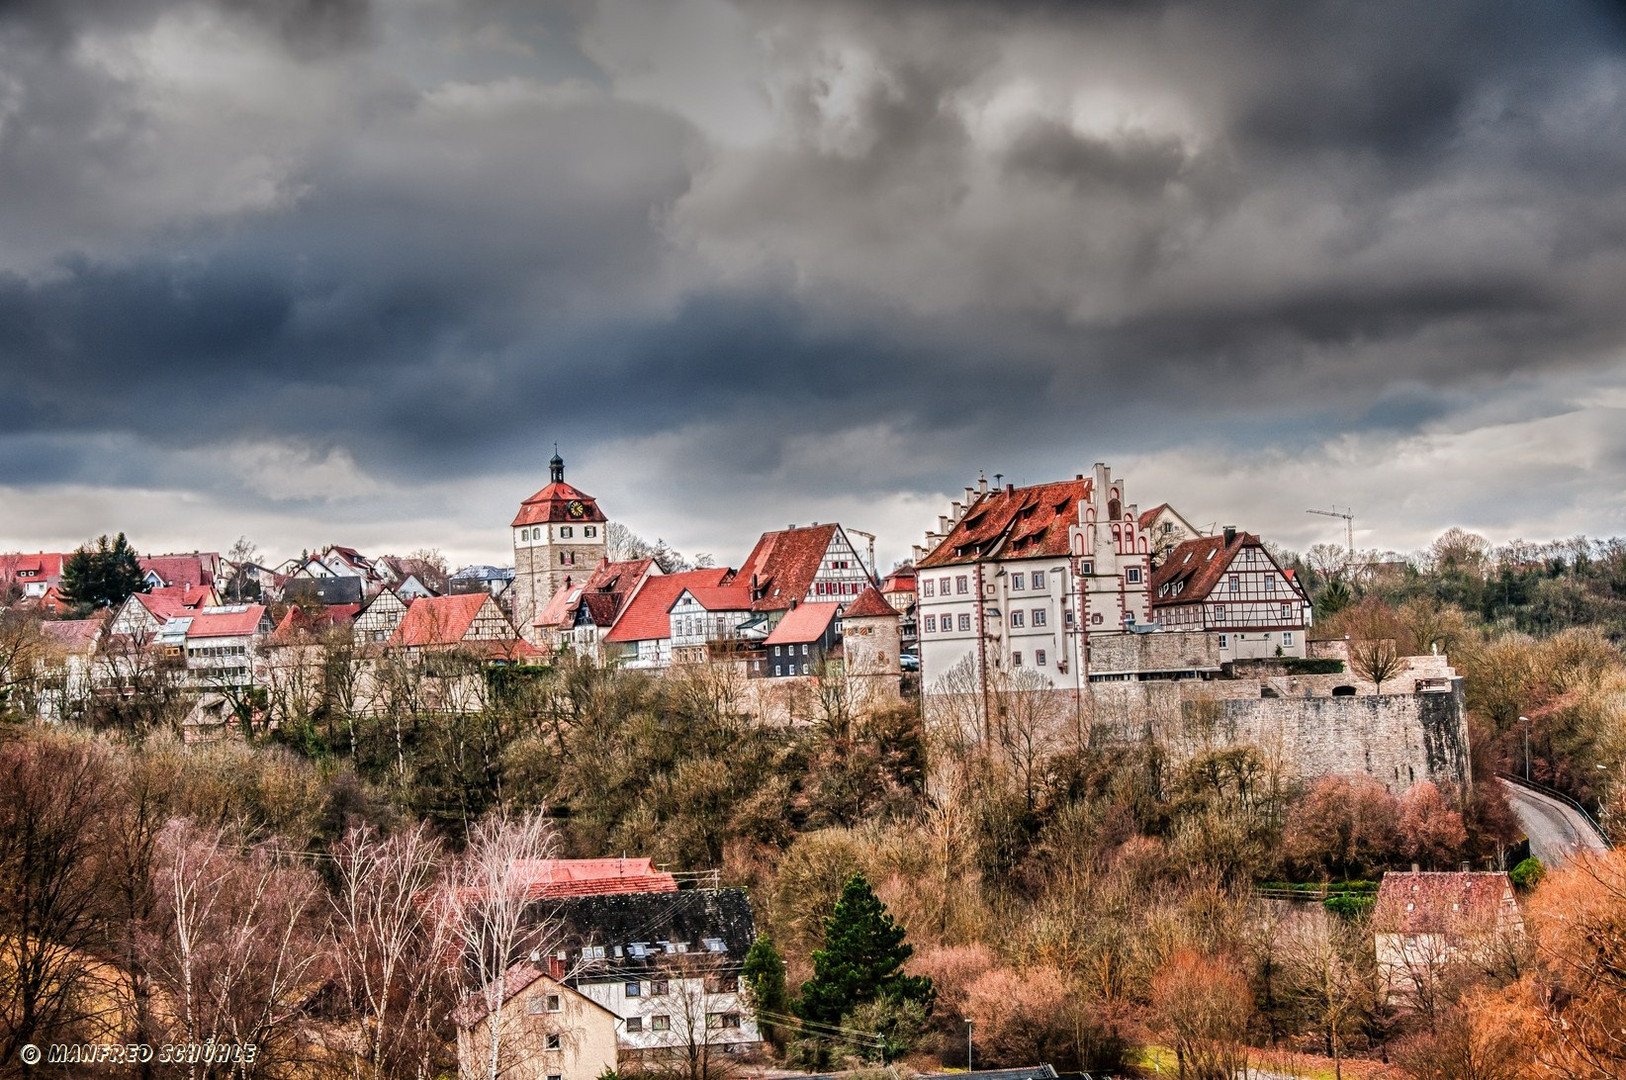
[913,463,1153,692]
[511,454,609,641]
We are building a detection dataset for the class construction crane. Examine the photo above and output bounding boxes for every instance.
[1306,505,1355,553]
[845,528,879,583]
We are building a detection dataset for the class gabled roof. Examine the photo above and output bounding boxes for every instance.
[1149,530,1300,607]
[0,552,67,580]
[917,479,1090,568]
[843,586,899,619]
[270,604,358,644]
[738,524,847,611]
[510,858,679,900]
[533,558,658,630]
[452,963,617,1029]
[511,481,608,527]
[139,553,217,589]
[881,566,916,591]
[535,888,756,972]
[1373,871,1518,935]
[604,567,734,643]
[185,605,269,638]
[390,593,495,647]
[764,601,841,645]
[40,618,104,653]
[674,584,753,612]
[136,585,214,621]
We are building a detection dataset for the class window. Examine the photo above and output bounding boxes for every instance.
[773,645,781,656]
[704,937,727,953]
[628,943,649,958]
[1283,632,1295,646]
[939,577,951,594]
[652,1015,670,1032]
[1280,602,1291,620]
[549,1074,563,1080]
[956,575,969,595]
[1036,649,1047,666]
[708,1013,742,1029]
[924,615,936,632]
[547,994,561,1011]
[1126,566,1141,583]
[561,526,573,538]
[651,979,670,995]
[774,665,782,676]
[1012,651,1023,667]
[583,944,606,960]
[801,644,809,655]
[1032,608,1046,626]
[1010,574,1024,590]
[545,1034,562,1050]
[1214,604,1226,621]
[626,1017,644,1033]
[1031,571,1045,589]
[1228,574,1239,593]
[585,526,597,537]
[802,663,809,675]
[922,580,935,597]
[1079,560,1093,574]
[1010,611,1024,628]
[958,614,972,631]
[527,996,546,1015]
[626,982,642,997]
[1218,634,1229,648]
[816,582,825,595]
[1266,576,1276,592]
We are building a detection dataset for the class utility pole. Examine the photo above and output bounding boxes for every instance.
[965,1018,973,1073]
[1521,715,1532,781]
[1306,506,1355,554]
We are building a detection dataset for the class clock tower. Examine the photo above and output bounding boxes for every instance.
[510,452,609,642]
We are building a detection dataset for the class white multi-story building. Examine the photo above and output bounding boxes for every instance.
[913,463,1153,692]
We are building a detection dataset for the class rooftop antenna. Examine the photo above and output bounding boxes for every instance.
[1306,505,1355,553]
[994,473,1003,487]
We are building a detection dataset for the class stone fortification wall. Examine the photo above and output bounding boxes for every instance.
[1088,630,1219,674]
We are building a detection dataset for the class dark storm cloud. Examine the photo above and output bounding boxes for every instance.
[5,0,1626,559]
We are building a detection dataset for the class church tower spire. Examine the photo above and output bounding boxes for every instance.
[510,448,608,644]
[550,445,564,484]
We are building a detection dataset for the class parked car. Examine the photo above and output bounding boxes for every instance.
[899,652,919,672]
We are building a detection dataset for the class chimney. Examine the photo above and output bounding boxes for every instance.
[1005,482,1015,495]
[1224,525,1237,545]
[1076,473,1084,480]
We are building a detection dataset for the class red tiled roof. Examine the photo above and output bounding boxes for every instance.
[511,481,608,527]
[1373,871,1517,935]
[764,601,841,645]
[533,558,658,630]
[390,593,495,647]
[140,553,217,589]
[136,585,214,621]
[881,566,916,591]
[677,584,753,612]
[917,479,1091,568]
[510,857,679,899]
[270,604,358,644]
[1137,503,1170,530]
[186,605,268,638]
[1148,530,1305,608]
[0,552,68,581]
[40,618,103,652]
[843,586,899,619]
[738,524,843,611]
[604,568,733,643]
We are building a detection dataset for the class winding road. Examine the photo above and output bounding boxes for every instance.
[1499,777,1609,867]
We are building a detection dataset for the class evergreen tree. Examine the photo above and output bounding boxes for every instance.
[742,932,789,1046]
[59,533,147,611]
[797,873,933,1026]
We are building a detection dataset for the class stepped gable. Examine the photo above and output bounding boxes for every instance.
[917,478,1090,568]
[843,585,898,618]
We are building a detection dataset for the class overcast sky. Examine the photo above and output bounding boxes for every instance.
[4,0,1626,571]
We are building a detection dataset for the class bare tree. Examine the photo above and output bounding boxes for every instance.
[1277,910,1378,1079]
[0,733,120,1060]
[439,808,568,1080]
[329,824,452,1080]
[142,818,330,1079]
[640,951,750,1080]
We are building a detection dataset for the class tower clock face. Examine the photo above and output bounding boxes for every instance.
[566,500,587,519]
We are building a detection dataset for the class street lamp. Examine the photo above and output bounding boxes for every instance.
[1520,715,1532,782]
